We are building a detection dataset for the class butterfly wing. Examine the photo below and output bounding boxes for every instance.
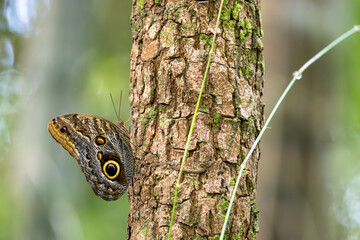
[48,113,134,201]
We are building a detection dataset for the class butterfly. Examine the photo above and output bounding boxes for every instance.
[48,113,134,201]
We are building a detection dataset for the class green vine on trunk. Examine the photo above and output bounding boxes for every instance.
[167,0,225,239]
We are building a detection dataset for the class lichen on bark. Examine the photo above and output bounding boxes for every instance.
[128,0,264,239]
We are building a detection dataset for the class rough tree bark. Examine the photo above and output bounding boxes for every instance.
[128,0,264,239]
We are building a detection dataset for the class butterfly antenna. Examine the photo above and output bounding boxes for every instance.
[119,90,122,121]
[110,93,120,122]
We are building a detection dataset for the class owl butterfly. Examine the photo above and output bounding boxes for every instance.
[48,104,134,201]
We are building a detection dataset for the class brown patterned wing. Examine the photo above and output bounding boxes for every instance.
[48,113,134,201]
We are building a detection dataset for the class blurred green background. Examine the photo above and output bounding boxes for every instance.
[0,0,132,239]
[0,0,359,240]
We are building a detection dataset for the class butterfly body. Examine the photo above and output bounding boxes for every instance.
[48,113,134,201]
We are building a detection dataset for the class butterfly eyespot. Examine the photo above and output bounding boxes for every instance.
[97,152,103,160]
[60,127,67,133]
[103,160,120,180]
[96,136,106,145]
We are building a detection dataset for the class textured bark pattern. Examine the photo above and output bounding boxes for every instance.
[128,0,264,239]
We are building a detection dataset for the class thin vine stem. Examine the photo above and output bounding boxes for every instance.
[219,25,360,240]
[167,0,225,239]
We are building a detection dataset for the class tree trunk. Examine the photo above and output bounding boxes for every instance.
[128,0,264,239]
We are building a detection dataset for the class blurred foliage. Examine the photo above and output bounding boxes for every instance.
[0,0,132,239]
[329,1,360,238]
